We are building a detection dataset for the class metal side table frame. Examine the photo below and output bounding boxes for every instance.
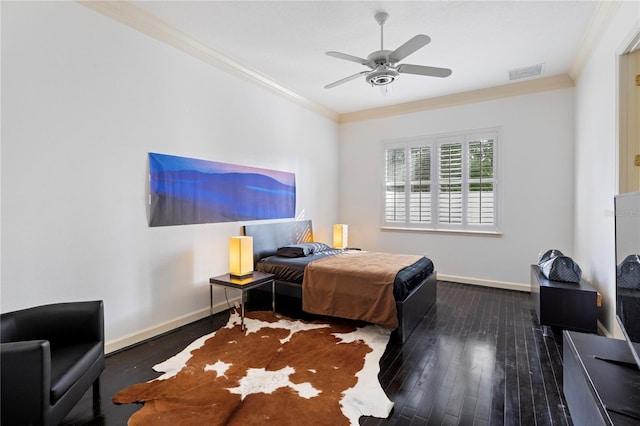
[209,271,276,331]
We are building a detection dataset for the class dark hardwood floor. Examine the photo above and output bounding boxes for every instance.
[61,281,572,426]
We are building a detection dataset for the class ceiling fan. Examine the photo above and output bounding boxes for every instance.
[324,11,452,89]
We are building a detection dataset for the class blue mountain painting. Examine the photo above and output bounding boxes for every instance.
[148,153,295,227]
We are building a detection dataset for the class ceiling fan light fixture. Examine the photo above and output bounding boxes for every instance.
[366,68,399,86]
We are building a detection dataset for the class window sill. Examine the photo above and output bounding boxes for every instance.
[381,226,503,237]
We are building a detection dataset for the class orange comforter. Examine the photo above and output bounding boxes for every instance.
[302,251,422,329]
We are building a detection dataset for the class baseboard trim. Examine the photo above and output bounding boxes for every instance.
[106,276,528,353]
[104,297,239,354]
[597,320,613,338]
[439,274,530,292]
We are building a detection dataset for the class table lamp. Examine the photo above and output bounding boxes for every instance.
[229,236,253,278]
[333,224,348,249]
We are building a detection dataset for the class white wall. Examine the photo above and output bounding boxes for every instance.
[339,88,575,289]
[574,1,639,335]
[1,2,339,350]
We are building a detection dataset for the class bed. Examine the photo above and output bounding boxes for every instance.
[243,220,437,343]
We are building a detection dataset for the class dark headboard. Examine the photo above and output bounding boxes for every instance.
[243,220,314,265]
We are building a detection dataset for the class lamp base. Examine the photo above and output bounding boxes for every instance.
[229,272,253,279]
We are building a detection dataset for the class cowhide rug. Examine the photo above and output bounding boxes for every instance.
[113,310,394,425]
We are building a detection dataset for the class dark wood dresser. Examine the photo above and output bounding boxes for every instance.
[530,264,598,334]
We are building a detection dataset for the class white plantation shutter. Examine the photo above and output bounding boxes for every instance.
[409,146,432,223]
[467,138,495,225]
[438,141,463,225]
[383,130,499,232]
[385,147,406,223]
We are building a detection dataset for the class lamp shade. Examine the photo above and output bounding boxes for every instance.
[333,224,348,249]
[229,236,253,278]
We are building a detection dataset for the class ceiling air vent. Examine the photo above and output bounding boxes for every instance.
[509,64,544,81]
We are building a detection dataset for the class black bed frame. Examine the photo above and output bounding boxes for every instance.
[243,220,437,343]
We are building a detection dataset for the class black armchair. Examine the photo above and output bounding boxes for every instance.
[0,300,105,426]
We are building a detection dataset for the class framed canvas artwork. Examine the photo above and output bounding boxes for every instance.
[148,153,296,227]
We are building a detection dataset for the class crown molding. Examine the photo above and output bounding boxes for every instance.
[569,0,623,80]
[77,1,581,126]
[78,1,338,122]
[338,74,575,124]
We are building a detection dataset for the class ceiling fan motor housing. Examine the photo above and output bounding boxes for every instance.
[366,50,399,86]
[366,67,399,86]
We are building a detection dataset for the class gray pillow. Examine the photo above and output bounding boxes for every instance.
[276,242,332,258]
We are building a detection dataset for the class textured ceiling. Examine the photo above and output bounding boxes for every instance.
[132,1,599,114]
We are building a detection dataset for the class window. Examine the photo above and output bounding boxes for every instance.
[383,129,499,232]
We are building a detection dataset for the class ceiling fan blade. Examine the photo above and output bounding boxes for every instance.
[397,63,452,78]
[325,51,369,65]
[324,71,369,89]
[388,35,431,63]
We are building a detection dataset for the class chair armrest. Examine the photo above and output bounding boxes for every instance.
[11,301,104,345]
[0,340,50,425]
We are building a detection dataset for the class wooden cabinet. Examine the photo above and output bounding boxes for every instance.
[530,264,598,334]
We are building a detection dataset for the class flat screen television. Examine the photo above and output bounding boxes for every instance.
[615,192,640,364]
[612,192,640,420]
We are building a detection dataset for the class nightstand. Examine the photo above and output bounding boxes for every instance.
[530,265,598,335]
[209,271,276,330]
